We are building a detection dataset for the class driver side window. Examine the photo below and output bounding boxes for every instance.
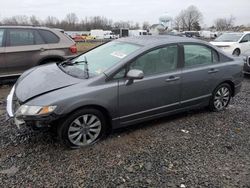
[130,45,178,76]
[241,34,250,42]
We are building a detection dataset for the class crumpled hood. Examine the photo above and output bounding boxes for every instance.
[15,63,82,102]
[210,41,236,47]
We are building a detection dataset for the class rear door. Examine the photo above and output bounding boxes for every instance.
[117,44,182,125]
[5,28,48,75]
[0,28,7,76]
[180,43,220,107]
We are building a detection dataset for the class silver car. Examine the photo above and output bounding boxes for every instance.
[6,36,243,148]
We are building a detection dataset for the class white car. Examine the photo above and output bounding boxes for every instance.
[210,32,250,56]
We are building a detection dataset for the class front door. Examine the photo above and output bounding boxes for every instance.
[118,44,181,125]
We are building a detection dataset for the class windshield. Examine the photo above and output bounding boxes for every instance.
[72,41,141,76]
[214,33,243,42]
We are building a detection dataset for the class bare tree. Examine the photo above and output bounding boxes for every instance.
[131,22,140,29]
[2,15,29,25]
[29,15,40,26]
[64,13,78,25]
[113,21,131,29]
[214,15,235,31]
[45,16,59,27]
[174,5,203,31]
[142,22,150,30]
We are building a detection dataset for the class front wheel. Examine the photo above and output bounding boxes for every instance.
[232,49,240,56]
[57,108,107,148]
[209,83,232,112]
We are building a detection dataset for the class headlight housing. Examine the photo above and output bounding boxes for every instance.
[16,105,57,116]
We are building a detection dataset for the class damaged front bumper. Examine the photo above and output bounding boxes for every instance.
[6,85,58,129]
[6,85,25,128]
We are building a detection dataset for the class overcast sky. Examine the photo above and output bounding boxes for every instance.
[0,0,250,26]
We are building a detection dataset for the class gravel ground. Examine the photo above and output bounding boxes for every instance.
[0,78,250,187]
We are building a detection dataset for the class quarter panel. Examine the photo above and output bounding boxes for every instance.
[25,80,119,119]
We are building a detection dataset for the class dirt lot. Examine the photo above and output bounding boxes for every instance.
[0,77,250,187]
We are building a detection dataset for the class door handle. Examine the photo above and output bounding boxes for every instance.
[165,76,180,82]
[40,48,46,52]
[208,68,219,74]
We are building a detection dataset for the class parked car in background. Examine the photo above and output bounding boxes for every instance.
[210,32,250,56]
[7,36,243,148]
[243,56,250,74]
[183,31,201,38]
[0,26,77,77]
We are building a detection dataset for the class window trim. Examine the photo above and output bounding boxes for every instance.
[180,42,221,69]
[0,29,6,47]
[108,43,181,81]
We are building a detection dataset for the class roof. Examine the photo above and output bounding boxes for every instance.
[117,35,201,46]
[0,25,51,30]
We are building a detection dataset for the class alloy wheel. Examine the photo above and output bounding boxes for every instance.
[68,114,102,146]
[213,86,230,111]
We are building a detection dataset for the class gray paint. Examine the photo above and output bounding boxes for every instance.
[12,36,243,129]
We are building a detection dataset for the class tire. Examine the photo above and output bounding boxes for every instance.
[209,83,232,112]
[232,49,240,56]
[57,108,107,148]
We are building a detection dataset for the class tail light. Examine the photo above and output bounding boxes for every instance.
[70,44,77,54]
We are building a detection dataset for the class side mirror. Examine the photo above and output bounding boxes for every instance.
[126,69,144,80]
[125,69,144,85]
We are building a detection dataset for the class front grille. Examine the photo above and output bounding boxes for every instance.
[12,93,21,114]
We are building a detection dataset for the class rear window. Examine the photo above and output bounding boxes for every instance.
[34,30,45,44]
[39,30,59,44]
[184,44,213,67]
[0,29,4,47]
[9,29,35,46]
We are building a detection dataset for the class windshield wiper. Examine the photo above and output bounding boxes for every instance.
[59,56,89,79]
[82,56,89,79]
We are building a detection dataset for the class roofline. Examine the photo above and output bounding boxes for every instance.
[0,25,52,30]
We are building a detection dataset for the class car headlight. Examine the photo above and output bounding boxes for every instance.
[16,105,57,116]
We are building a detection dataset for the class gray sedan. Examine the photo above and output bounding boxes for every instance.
[6,36,243,148]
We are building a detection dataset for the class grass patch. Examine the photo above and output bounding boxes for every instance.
[76,42,103,53]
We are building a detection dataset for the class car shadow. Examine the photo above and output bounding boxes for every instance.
[111,107,210,135]
[243,74,250,79]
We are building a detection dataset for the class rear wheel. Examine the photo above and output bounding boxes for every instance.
[209,83,232,112]
[57,108,107,148]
